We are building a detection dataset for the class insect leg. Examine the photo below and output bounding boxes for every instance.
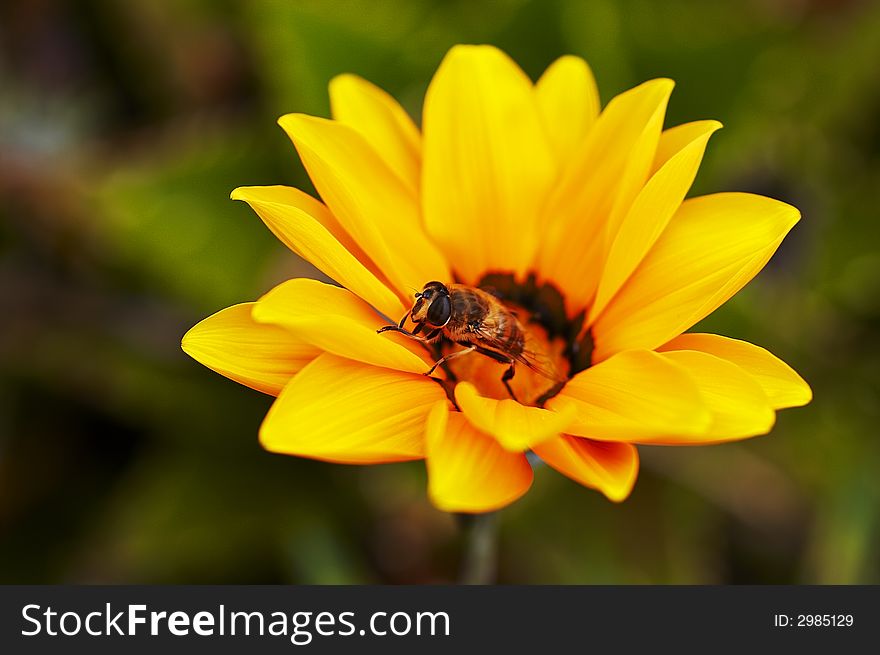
[425,345,477,376]
[471,346,511,364]
[501,362,518,402]
[471,346,519,401]
[376,325,431,342]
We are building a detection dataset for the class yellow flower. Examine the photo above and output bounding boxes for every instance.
[182,45,811,513]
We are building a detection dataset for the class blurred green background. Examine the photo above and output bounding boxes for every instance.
[1,0,878,584]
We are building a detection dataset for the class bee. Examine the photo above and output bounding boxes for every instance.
[377,281,560,400]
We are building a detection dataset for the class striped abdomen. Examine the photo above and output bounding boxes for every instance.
[445,285,525,357]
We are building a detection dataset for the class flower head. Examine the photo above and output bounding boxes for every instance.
[182,45,811,513]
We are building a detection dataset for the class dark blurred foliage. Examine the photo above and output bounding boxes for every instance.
[1,0,878,584]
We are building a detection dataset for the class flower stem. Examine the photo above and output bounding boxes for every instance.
[458,512,498,584]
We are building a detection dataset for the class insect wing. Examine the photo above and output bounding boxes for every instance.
[471,324,563,382]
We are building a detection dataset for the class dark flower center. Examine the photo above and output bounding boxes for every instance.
[475,272,594,380]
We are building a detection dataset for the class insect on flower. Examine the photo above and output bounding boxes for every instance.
[182,45,812,513]
[378,281,562,401]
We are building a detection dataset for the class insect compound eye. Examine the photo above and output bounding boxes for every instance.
[421,289,433,300]
[426,294,451,327]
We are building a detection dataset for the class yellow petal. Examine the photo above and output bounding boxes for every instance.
[535,79,674,313]
[601,85,671,249]
[592,193,800,361]
[422,44,556,282]
[231,185,405,319]
[535,55,600,165]
[278,113,449,297]
[181,303,319,396]
[252,278,430,374]
[260,354,446,463]
[532,436,639,502]
[234,183,364,261]
[659,333,812,409]
[589,121,721,321]
[652,120,723,176]
[425,402,533,513]
[658,350,775,442]
[453,381,576,452]
[329,74,421,194]
[547,350,711,443]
